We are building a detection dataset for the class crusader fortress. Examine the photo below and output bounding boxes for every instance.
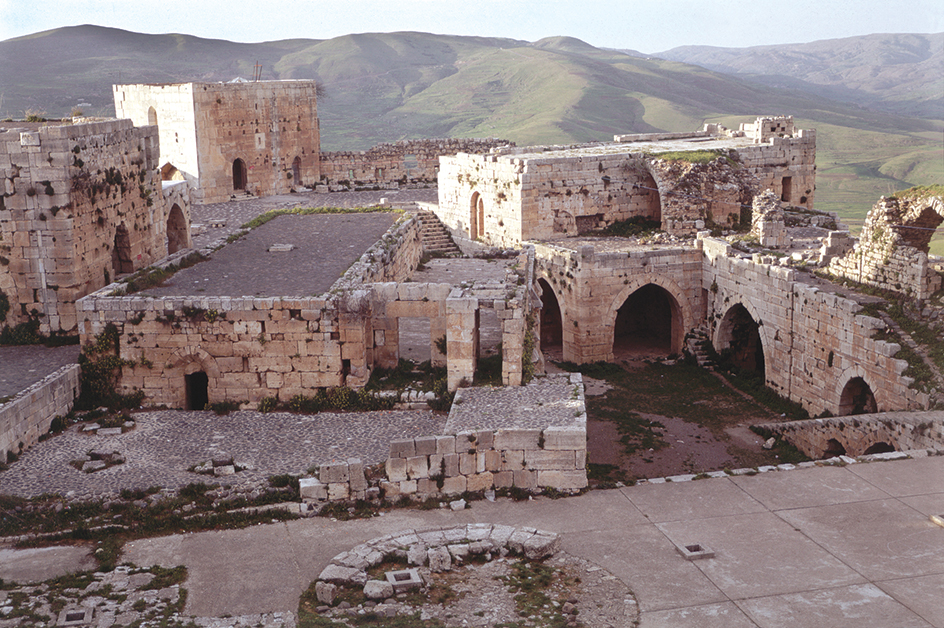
[3,87,943,491]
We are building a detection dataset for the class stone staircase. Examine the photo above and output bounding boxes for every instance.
[229,191,254,202]
[415,209,461,256]
[685,325,716,369]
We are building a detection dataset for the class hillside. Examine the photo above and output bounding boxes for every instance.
[655,32,944,120]
[1,26,941,251]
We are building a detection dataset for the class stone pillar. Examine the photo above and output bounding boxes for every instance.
[446,295,478,391]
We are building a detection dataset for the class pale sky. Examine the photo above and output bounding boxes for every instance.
[1,0,942,52]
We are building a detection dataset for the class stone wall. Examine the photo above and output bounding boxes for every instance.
[0,119,175,333]
[115,81,321,204]
[0,364,80,461]
[757,411,944,458]
[828,193,944,299]
[319,138,512,188]
[534,241,703,363]
[703,236,926,416]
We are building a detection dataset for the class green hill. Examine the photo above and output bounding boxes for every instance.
[1,26,941,251]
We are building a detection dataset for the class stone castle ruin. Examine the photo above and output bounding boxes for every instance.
[3,83,941,479]
[0,119,190,334]
[114,81,321,204]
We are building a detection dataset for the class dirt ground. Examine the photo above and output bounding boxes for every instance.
[545,347,801,483]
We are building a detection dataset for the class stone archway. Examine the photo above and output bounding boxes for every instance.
[538,278,563,352]
[147,106,158,127]
[469,192,485,240]
[292,156,302,185]
[185,371,209,410]
[160,162,184,181]
[715,303,765,378]
[171,348,221,410]
[166,204,188,255]
[233,158,248,191]
[612,283,682,358]
[839,376,877,416]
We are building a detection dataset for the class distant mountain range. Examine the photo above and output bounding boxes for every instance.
[652,32,943,120]
[0,25,941,244]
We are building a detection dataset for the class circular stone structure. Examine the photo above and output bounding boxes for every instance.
[311,524,639,627]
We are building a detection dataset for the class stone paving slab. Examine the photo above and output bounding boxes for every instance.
[0,409,446,500]
[0,344,80,399]
[142,213,398,298]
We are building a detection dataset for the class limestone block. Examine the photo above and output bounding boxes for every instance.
[380,481,401,497]
[441,476,467,494]
[320,461,350,484]
[513,469,536,489]
[414,436,437,456]
[427,546,452,573]
[299,477,328,501]
[364,580,394,600]
[537,470,587,490]
[318,565,366,585]
[475,430,495,449]
[435,435,456,454]
[428,454,444,477]
[348,458,367,491]
[406,456,429,480]
[328,483,349,501]
[495,429,541,450]
[455,431,477,453]
[416,478,438,495]
[389,439,416,458]
[458,452,476,475]
[315,581,337,605]
[542,426,586,450]
[501,450,525,471]
[385,457,408,482]
[443,453,460,477]
[399,480,417,494]
[466,472,494,492]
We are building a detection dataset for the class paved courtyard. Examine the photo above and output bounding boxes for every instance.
[0,344,80,399]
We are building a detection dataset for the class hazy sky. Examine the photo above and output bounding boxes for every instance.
[1,0,941,52]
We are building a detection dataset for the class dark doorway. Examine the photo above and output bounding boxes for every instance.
[538,279,563,350]
[185,371,209,410]
[469,192,482,239]
[863,442,895,455]
[781,176,793,203]
[839,377,877,415]
[232,158,248,191]
[166,204,187,254]
[112,224,134,276]
[613,284,680,358]
[292,156,301,185]
[717,304,765,378]
[824,438,846,457]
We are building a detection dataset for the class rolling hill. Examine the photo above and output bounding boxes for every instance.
[1,26,941,251]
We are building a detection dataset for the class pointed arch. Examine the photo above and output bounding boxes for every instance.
[607,275,693,356]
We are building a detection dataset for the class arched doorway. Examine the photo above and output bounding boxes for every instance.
[863,442,895,455]
[716,304,765,378]
[185,371,209,410]
[160,162,183,181]
[613,284,681,358]
[824,438,846,457]
[166,204,187,254]
[538,279,563,351]
[147,106,158,127]
[232,158,248,191]
[839,377,877,415]
[292,156,301,185]
[112,224,133,276]
[628,169,662,223]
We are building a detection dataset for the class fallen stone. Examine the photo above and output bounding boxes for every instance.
[427,546,451,573]
[449,499,467,511]
[763,437,776,450]
[97,427,123,436]
[318,565,367,585]
[315,581,337,605]
[407,543,428,566]
[214,465,236,476]
[523,533,560,559]
[82,460,107,472]
[363,579,394,600]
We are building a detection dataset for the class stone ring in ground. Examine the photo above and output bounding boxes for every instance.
[309,524,639,627]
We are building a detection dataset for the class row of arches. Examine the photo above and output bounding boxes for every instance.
[537,278,877,416]
[108,204,188,280]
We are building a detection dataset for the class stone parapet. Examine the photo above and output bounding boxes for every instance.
[0,363,80,461]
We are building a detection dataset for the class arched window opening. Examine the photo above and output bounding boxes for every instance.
[147,106,158,127]
[839,377,877,416]
[469,192,481,239]
[716,304,765,378]
[824,438,846,457]
[166,204,187,255]
[112,224,133,276]
[160,162,183,181]
[292,156,301,186]
[538,279,563,352]
[613,284,681,359]
[232,158,248,191]
[185,371,209,411]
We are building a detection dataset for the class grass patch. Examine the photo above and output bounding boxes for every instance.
[239,205,399,231]
[587,216,662,239]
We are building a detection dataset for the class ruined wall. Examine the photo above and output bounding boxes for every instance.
[757,411,944,458]
[1,119,170,333]
[534,242,703,363]
[0,363,80,462]
[736,129,816,210]
[703,236,925,416]
[116,81,320,204]
[319,139,512,188]
[828,193,944,299]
